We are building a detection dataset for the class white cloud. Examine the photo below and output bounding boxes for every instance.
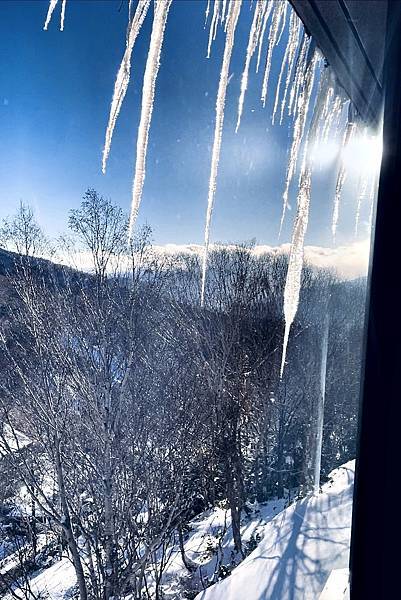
[55,240,370,281]
[153,239,371,280]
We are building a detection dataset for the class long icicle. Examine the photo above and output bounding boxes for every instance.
[256,1,273,73]
[205,0,211,26]
[221,0,228,24]
[128,0,172,239]
[276,0,288,47]
[279,12,301,124]
[102,0,152,174]
[60,0,67,31]
[280,64,329,378]
[201,0,242,306]
[236,0,264,133]
[288,32,309,118]
[43,0,59,30]
[331,121,356,241]
[279,42,318,237]
[272,5,300,125]
[261,1,286,107]
[355,174,369,236]
[207,0,221,58]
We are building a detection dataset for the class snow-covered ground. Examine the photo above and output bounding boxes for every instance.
[195,461,354,600]
[1,461,354,600]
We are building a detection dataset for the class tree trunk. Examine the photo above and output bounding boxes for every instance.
[103,435,115,600]
[54,439,88,600]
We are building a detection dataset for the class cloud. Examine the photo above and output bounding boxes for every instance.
[153,239,371,280]
[56,240,370,281]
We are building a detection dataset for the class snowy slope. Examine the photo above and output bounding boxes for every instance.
[2,462,354,599]
[195,461,354,600]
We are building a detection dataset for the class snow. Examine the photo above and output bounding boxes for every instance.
[195,461,354,600]
[17,558,76,600]
[0,424,31,456]
[319,568,349,600]
[3,461,355,600]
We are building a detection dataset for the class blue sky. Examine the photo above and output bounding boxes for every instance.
[0,0,371,247]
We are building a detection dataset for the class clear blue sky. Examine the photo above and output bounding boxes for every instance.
[0,0,367,247]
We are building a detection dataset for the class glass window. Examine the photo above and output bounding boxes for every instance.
[0,2,384,600]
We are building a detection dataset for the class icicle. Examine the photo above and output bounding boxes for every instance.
[272,5,299,125]
[256,1,273,73]
[279,44,318,236]
[368,174,377,230]
[205,0,211,26]
[276,1,288,47]
[280,69,330,377]
[128,0,172,238]
[60,0,66,31]
[236,0,264,132]
[280,160,312,377]
[261,1,286,108]
[288,33,309,118]
[322,94,344,142]
[207,0,221,58]
[43,0,59,30]
[355,175,369,236]
[221,0,228,24]
[331,121,356,241]
[201,0,242,306]
[279,12,301,124]
[102,0,151,174]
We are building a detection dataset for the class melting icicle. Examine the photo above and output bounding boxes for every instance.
[355,175,369,236]
[128,0,172,238]
[205,0,211,26]
[331,121,356,240]
[281,158,312,378]
[322,94,344,142]
[201,0,242,306]
[368,174,378,230]
[43,0,59,30]
[221,0,228,24]
[272,5,300,125]
[288,33,309,118]
[60,0,66,31]
[280,69,330,377]
[276,1,288,47]
[261,1,286,107]
[102,0,151,174]
[256,1,273,73]
[279,12,301,124]
[236,0,264,132]
[279,44,318,236]
[207,0,221,58]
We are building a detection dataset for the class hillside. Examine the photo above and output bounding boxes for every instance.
[195,461,354,600]
[1,461,354,599]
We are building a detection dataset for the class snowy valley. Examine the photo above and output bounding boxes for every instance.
[1,459,353,599]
